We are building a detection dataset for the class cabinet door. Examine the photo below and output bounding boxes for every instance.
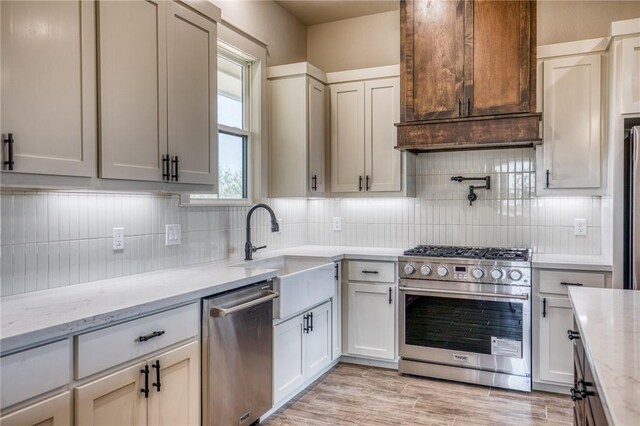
[308,79,326,194]
[0,0,96,176]
[539,295,574,385]
[365,78,401,192]
[0,391,71,426]
[330,82,365,193]
[466,0,533,116]
[347,282,395,360]
[148,341,199,426]
[621,37,640,114]
[167,1,217,185]
[305,302,332,378]
[75,362,146,426]
[543,54,601,189]
[273,315,306,403]
[98,0,167,181]
[401,0,465,120]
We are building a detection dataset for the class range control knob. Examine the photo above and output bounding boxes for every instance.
[490,269,503,280]
[437,265,449,277]
[509,269,523,281]
[471,268,485,279]
[420,265,432,276]
[403,264,416,275]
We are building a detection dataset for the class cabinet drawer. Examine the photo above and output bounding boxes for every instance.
[1,340,71,409]
[76,303,198,379]
[348,261,395,283]
[539,270,605,295]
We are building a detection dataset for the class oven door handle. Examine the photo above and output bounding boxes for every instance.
[399,287,529,301]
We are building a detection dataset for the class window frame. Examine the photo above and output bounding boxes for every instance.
[182,26,267,207]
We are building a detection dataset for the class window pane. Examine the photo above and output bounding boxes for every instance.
[218,133,246,199]
[218,56,244,129]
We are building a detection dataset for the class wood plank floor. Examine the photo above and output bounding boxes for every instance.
[263,363,573,426]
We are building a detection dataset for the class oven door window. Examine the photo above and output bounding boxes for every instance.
[405,294,523,357]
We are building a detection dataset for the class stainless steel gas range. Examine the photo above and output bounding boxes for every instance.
[398,245,532,392]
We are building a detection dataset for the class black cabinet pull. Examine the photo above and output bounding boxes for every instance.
[141,365,150,398]
[388,287,392,304]
[4,133,14,171]
[171,156,179,181]
[361,270,379,274]
[334,263,339,280]
[561,281,583,287]
[542,297,547,318]
[303,314,309,333]
[546,169,550,188]
[365,175,370,191]
[162,155,170,181]
[466,98,471,116]
[311,174,318,191]
[458,99,462,117]
[358,176,363,191]
[567,330,580,340]
[138,330,165,342]
[152,360,161,392]
[309,312,313,332]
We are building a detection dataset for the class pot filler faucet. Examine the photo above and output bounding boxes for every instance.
[245,203,280,260]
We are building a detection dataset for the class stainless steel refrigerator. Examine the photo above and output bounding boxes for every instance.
[624,125,640,290]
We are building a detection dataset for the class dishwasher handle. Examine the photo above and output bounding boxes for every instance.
[210,290,279,317]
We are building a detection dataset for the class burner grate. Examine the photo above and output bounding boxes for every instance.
[403,245,529,261]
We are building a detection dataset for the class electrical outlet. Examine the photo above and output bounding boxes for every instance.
[574,219,587,236]
[165,224,181,246]
[112,227,125,250]
[332,217,342,232]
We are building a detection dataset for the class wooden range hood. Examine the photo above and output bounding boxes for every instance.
[396,0,541,152]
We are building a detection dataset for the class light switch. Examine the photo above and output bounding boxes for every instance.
[165,224,181,246]
[113,228,125,250]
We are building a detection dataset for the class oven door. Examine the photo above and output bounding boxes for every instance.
[399,279,531,377]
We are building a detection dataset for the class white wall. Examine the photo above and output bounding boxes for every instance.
[211,0,307,65]
[308,148,601,255]
[0,194,307,296]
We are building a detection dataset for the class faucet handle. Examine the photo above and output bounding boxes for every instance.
[252,245,267,253]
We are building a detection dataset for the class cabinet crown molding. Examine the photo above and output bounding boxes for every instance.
[538,37,610,59]
[610,17,640,38]
[267,62,327,83]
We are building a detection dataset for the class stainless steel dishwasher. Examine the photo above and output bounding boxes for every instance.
[202,281,278,426]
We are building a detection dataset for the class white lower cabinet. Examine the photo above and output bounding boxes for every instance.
[0,392,71,426]
[538,295,574,384]
[273,301,332,404]
[75,341,199,426]
[347,282,396,360]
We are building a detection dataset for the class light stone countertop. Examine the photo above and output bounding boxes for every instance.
[532,254,612,272]
[0,245,404,354]
[568,287,640,426]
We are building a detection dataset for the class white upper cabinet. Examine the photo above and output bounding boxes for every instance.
[166,1,217,185]
[268,64,327,197]
[1,0,96,177]
[98,0,167,182]
[331,81,365,193]
[540,53,602,190]
[330,77,404,194]
[99,0,218,186]
[621,36,640,114]
[365,79,401,192]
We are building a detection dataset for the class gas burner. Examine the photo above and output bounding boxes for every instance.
[403,245,529,261]
[484,248,530,261]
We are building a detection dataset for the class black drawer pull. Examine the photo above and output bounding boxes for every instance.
[141,365,150,398]
[311,174,318,191]
[303,314,309,333]
[567,330,580,340]
[138,330,165,342]
[3,133,14,170]
[171,156,179,181]
[308,311,313,332]
[542,297,547,318]
[358,176,363,191]
[561,281,583,287]
[388,287,392,304]
[152,360,161,392]
[361,270,379,274]
[162,154,170,181]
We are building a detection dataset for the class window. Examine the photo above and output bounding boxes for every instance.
[190,48,250,201]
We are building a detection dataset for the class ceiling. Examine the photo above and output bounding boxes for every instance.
[275,0,399,26]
